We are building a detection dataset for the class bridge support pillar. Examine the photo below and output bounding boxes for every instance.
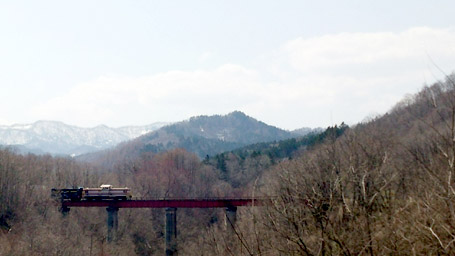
[106,206,119,243]
[165,207,177,256]
[60,206,70,216]
[225,206,237,232]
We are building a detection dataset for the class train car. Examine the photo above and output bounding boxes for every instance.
[83,184,132,201]
[51,187,83,201]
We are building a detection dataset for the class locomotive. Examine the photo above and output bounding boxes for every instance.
[51,184,132,201]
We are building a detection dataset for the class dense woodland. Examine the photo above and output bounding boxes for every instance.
[2,74,455,255]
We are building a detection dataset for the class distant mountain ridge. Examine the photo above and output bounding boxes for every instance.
[0,112,315,160]
[0,121,168,156]
[146,111,292,143]
[79,111,299,166]
[140,111,296,155]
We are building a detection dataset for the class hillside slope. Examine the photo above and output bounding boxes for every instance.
[226,74,455,255]
[79,111,296,166]
[139,111,294,154]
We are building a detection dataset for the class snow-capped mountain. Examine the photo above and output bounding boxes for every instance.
[0,121,168,156]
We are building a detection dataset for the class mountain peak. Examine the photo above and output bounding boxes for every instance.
[227,110,248,118]
[133,112,295,158]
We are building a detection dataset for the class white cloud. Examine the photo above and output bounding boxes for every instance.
[31,27,455,129]
[268,26,455,128]
[284,27,455,72]
[32,64,263,127]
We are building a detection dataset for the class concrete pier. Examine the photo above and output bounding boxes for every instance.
[165,207,177,256]
[225,206,237,231]
[106,206,119,243]
[60,206,70,216]
[58,197,263,253]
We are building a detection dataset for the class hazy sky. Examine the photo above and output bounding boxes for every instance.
[1,1,454,130]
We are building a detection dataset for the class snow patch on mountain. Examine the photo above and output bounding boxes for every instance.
[0,121,168,156]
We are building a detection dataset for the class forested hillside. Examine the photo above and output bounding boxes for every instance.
[79,111,296,169]
[206,74,455,255]
[1,75,455,255]
[134,111,295,158]
[204,124,348,188]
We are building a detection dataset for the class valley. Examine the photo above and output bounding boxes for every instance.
[2,74,455,254]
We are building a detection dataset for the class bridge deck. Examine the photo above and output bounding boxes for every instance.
[62,198,266,208]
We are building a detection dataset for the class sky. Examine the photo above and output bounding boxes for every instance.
[0,1,454,130]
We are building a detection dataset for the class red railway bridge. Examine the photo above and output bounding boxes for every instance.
[62,197,264,208]
[60,197,268,255]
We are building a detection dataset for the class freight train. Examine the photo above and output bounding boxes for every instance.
[51,184,132,201]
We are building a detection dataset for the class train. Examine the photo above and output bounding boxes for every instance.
[51,184,132,201]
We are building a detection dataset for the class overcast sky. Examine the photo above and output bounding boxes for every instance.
[1,1,454,130]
